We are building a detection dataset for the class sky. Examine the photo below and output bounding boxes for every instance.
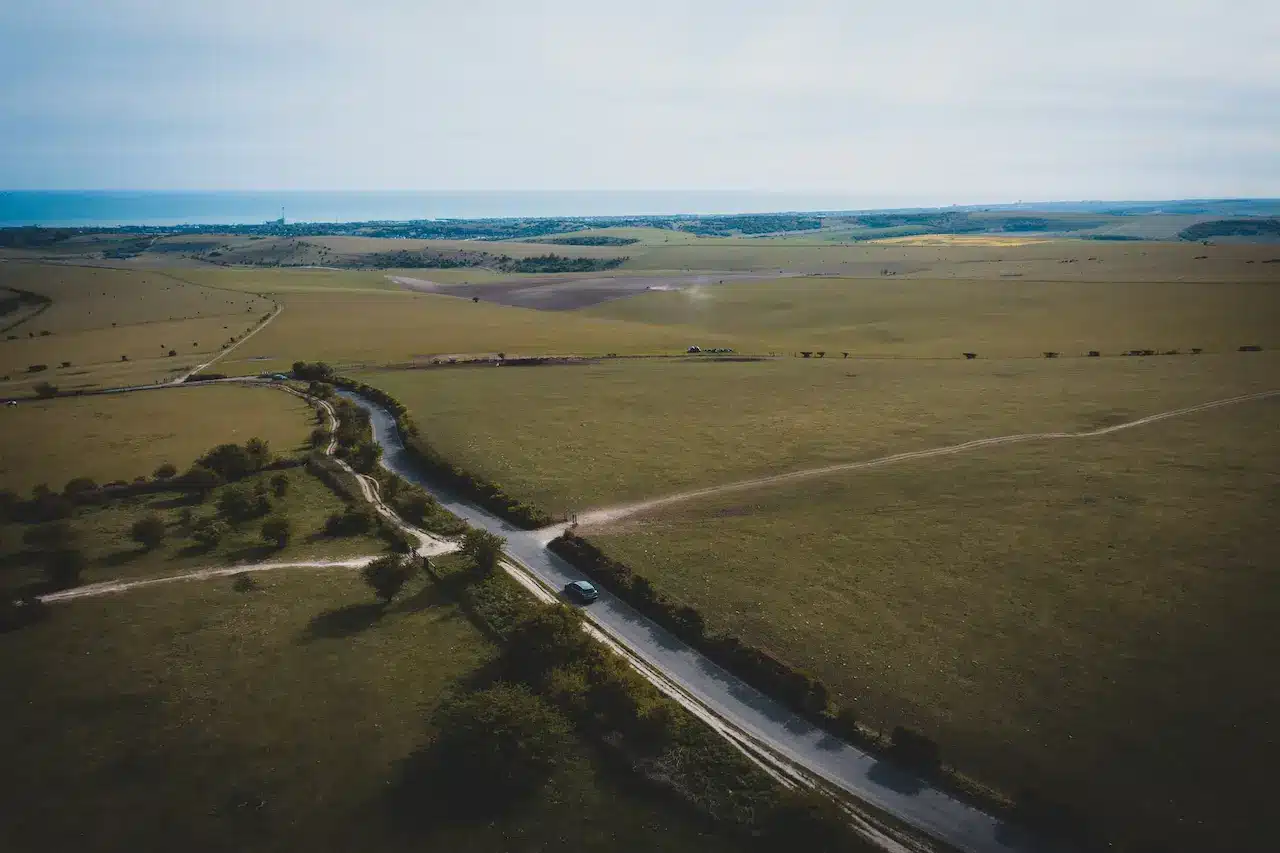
[2,0,1278,204]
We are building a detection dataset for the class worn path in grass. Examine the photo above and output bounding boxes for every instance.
[575,389,1280,527]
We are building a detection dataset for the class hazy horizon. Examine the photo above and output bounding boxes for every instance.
[3,1,1278,201]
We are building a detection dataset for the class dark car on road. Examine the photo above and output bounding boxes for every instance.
[564,580,599,604]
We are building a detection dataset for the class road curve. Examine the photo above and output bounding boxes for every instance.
[342,390,1062,853]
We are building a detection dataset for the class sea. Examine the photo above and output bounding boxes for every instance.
[0,190,903,228]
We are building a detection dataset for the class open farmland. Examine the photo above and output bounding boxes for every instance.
[357,353,1280,516]
[0,570,737,853]
[585,274,1280,357]
[587,399,1280,853]
[0,383,313,493]
[215,289,741,376]
[0,263,274,388]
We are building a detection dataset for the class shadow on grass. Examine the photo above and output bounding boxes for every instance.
[99,547,146,567]
[389,578,451,615]
[303,602,386,641]
[147,493,202,511]
[225,544,279,564]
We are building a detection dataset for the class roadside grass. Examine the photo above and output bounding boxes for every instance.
[584,274,1280,356]
[0,384,314,494]
[0,570,736,853]
[216,289,740,376]
[588,400,1280,852]
[0,466,381,595]
[355,353,1280,516]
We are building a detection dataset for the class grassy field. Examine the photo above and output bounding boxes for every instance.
[585,275,1280,356]
[0,466,384,597]
[0,263,274,388]
[0,570,737,853]
[357,353,1280,516]
[587,399,1280,852]
[0,384,314,494]
[213,289,738,376]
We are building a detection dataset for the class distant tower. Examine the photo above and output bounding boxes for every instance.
[277,206,285,226]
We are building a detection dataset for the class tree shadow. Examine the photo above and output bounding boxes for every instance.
[99,547,146,567]
[302,602,386,641]
[146,492,201,511]
[224,544,277,564]
[389,578,450,615]
[867,759,925,796]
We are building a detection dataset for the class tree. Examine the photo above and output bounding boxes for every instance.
[427,684,571,811]
[181,463,223,499]
[362,554,413,604]
[461,529,505,573]
[198,443,253,481]
[33,381,58,398]
[308,427,330,448]
[130,514,166,550]
[217,484,255,522]
[351,441,382,473]
[307,380,334,398]
[45,548,87,588]
[191,517,229,549]
[261,515,291,549]
[244,437,272,470]
[269,473,290,497]
[153,461,177,481]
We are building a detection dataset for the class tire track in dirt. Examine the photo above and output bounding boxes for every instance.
[576,389,1280,527]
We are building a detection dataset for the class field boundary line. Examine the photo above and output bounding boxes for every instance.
[577,389,1280,526]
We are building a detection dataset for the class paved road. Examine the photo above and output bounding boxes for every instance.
[343,390,1057,853]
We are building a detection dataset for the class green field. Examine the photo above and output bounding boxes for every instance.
[0,570,737,853]
[585,275,1280,356]
[357,353,1280,515]
[0,384,315,494]
[588,400,1280,852]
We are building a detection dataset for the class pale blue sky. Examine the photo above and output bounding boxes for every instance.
[2,0,1277,203]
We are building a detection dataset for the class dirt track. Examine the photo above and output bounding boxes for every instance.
[576,389,1280,527]
[389,271,797,311]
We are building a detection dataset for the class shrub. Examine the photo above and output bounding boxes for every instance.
[244,437,272,469]
[191,517,229,549]
[62,477,98,501]
[461,528,506,572]
[33,381,57,398]
[216,484,264,523]
[325,504,375,536]
[269,473,290,497]
[181,463,224,498]
[153,461,177,480]
[60,361,71,368]
[309,427,330,448]
[130,514,167,550]
[426,684,571,812]
[307,380,334,398]
[350,441,382,473]
[27,364,48,373]
[362,554,413,603]
[167,349,176,357]
[198,443,254,481]
[890,726,941,771]
[261,515,291,549]
[963,352,977,359]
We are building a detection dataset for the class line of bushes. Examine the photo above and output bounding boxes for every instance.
[291,362,554,529]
